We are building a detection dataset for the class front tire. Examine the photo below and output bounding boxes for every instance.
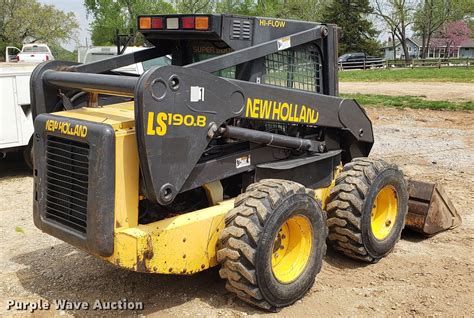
[326,158,408,263]
[217,179,327,311]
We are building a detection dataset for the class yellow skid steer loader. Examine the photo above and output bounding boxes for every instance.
[30,14,460,311]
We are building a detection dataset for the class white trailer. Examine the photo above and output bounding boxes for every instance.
[0,63,37,167]
[0,47,169,168]
[79,46,171,74]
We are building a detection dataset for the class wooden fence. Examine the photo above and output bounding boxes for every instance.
[338,58,385,70]
[385,58,472,68]
[339,57,472,70]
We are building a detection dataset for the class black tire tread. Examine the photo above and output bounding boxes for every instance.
[217,179,327,311]
[327,158,406,263]
[23,137,34,170]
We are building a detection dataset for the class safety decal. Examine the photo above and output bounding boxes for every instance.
[236,155,251,169]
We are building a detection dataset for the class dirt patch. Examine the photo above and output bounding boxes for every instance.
[340,81,474,102]
[0,108,473,317]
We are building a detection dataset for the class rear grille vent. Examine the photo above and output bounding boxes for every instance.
[45,135,89,234]
[231,19,252,40]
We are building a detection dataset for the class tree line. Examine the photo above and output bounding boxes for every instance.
[374,0,473,61]
[83,0,382,56]
[1,0,473,62]
[0,0,78,60]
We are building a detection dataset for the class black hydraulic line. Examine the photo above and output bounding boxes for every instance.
[220,125,317,151]
[42,70,137,97]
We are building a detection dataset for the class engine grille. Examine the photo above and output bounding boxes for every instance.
[231,19,252,40]
[45,135,89,234]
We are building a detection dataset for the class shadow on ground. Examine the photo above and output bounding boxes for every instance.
[12,242,380,316]
[12,243,261,316]
[401,229,429,243]
[0,152,31,178]
[324,246,371,270]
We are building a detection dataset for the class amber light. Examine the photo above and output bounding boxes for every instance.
[195,17,209,30]
[139,17,152,29]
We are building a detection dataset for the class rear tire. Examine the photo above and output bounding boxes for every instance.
[23,137,34,170]
[217,179,327,311]
[326,158,408,263]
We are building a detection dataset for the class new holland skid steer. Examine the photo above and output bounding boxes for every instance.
[30,14,461,311]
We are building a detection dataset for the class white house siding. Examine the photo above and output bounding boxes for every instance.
[382,40,419,60]
[382,38,474,59]
[459,47,474,58]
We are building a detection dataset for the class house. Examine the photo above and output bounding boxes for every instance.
[455,39,474,58]
[381,37,474,59]
[381,37,420,60]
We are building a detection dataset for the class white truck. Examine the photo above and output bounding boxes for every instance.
[6,43,54,63]
[0,62,37,167]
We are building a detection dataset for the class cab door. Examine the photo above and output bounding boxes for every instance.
[5,47,20,62]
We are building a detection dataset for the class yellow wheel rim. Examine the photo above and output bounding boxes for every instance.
[271,215,313,283]
[371,185,398,240]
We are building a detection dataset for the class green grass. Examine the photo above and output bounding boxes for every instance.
[342,93,474,111]
[339,67,474,83]
[15,226,25,234]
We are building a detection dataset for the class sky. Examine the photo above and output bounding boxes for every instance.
[38,0,91,51]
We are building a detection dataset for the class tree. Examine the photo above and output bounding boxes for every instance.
[321,0,380,55]
[215,0,258,15]
[432,20,471,57]
[176,0,214,13]
[414,0,450,59]
[84,0,175,45]
[373,0,416,63]
[413,0,473,59]
[0,0,79,59]
[49,43,76,62]
[256,0,328,22]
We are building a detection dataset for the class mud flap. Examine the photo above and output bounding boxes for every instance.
[405,180,461,236]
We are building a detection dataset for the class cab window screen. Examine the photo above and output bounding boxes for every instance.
[263,44,322,93]
[192,42,235,79]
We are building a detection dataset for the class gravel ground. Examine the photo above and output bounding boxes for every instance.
[0,107,473,317]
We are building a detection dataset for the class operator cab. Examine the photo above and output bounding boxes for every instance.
[136,14,336,95]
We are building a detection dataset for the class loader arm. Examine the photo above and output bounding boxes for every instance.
[31,64,373,205]
[135,65,373,204]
